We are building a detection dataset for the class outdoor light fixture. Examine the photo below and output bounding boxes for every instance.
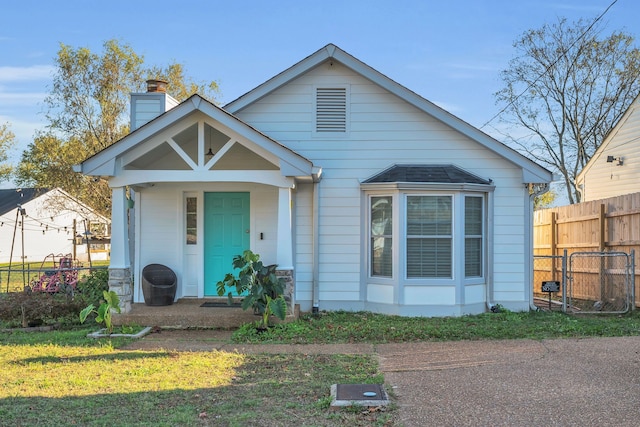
[607,155,623,166]
[205,126,215,158]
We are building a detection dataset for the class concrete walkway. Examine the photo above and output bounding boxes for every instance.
[125,331,640,426]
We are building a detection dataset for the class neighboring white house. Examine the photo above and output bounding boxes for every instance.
[576,94,640,202]
[76,44,552,316]
[0,188,110,264]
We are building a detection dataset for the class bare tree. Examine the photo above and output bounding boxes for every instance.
[495,18,640,204]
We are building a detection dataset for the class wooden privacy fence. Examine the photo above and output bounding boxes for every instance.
[534,192,640,307]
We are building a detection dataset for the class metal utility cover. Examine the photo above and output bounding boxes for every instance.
[330,384,390,409]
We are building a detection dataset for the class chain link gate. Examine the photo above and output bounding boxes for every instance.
[533,253,567,311]
[568,251,635,314]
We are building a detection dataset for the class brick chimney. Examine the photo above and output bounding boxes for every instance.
[130,79,179,131]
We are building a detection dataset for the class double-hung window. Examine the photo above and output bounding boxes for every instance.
[406,195,453,278]
[464,196,484,278]
[370,196,393,277]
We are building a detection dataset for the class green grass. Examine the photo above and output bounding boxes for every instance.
[0,327,396,426]
[3,309,640,426]
[231,309,640,343]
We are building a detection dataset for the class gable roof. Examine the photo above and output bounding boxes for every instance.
[76,95,316,179]
[0,188,110,222]
[224,44,552,184]
[576,93,640,183]
[0,188,50,216]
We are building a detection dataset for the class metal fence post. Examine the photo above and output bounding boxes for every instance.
[562,249,567,313]
[631,249,636,311]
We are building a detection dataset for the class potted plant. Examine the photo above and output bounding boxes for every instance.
[79,290,121,334]
[216,250,287,331]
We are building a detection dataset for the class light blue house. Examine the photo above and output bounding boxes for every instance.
[76,44,552,316]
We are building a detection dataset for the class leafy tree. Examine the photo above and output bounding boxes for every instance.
[148,62,220,102]
[15,132,111,214]
[0,122,16,182]
[534,189,557,210]
[16,39,219,215]
[495,18,640,204]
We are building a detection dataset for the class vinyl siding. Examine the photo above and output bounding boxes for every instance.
[235,60,529,312]
[580,101,640,201]
[134,183,278,303]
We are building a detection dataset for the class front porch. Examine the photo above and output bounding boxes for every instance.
[112,298,260,329]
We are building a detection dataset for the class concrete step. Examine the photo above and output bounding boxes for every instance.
[113,299,258,329]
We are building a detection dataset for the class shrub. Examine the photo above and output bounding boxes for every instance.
[0,269,109,328]
[0,291,85,328]
[75,268,109,308]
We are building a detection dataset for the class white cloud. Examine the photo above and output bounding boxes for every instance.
[0,65,54,82]
[0,113,45,140]
[0,91,47,105]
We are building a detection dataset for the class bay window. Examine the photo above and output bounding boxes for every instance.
[367,191,486,281]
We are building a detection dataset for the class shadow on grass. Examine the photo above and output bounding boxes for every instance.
[14,350,172,366]
[0,388,226,426]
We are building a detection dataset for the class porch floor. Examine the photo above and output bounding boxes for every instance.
[113,298,258,329]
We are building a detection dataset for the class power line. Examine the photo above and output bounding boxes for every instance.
[479,0,619,131]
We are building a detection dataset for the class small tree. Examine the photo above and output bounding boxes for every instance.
[0,122,15,183]
[216,250,287,330]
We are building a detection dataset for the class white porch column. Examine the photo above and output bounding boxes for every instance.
[110,186,130,268]
[276,186,295,317]
[109,186,132,312]
[276,186,294,270]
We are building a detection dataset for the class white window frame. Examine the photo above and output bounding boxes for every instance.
[464,194,484,280]
[405,193,454,281]
[364,189,488,287]
[369,195,394,279]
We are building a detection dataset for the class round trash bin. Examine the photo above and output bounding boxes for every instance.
[141,264,177,306]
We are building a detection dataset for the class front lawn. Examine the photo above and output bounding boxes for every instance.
[2,309,639,426]
[0,327,394,427]
[231,309,640,343]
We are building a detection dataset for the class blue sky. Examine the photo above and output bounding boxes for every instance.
[0,0,636,185]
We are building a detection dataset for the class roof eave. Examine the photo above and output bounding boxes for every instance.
[224,43,552,183]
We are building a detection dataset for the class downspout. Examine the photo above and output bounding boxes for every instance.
[311,168,322,314]
[528,183,550,311]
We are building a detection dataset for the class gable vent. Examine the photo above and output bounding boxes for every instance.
[316,87,347,132]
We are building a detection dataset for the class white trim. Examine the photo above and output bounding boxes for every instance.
[77,95,315,179]
[109,187,129,269]
[108,170,294,188]
[276,187,294,270]
[224,44,552,184]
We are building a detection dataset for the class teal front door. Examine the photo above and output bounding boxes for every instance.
[204,192,250,296]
